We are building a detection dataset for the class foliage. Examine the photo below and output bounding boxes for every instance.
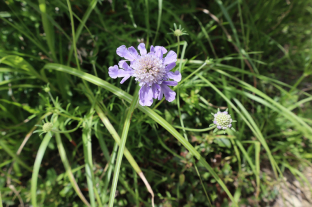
[0,0,312,206]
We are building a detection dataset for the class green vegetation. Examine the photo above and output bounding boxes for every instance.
[1,0,312,206]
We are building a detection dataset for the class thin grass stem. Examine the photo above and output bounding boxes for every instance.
[108,87,139,207]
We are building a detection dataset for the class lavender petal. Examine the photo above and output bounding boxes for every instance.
[118,60,127,68]
[139,85,153,106]
[167,71,181,82]
[128,46,139,58]
[120,76,131,84]
[162,81,178,86]
[155,46,167,54]
[164,51,177,65]
[121,61,133,71]
[151,83,160,99]
[116,45,136,61]
[165,62,176,71]
[138,43,147,56]
[108,65,134,84]
[108,65,119,79]
[155,49,163,59]
[150,45,155,53]
[158,83,176,102]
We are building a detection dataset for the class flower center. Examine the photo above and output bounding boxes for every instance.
[132,53,166,86]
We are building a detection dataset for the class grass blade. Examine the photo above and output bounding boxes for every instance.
[38,0,57,62]
[177,41,188,140]
[55,132,91,207]
[0,139,32,172]
[66,0,97,66]
[102,142,118,204]
[95,105,155,205]
[31,133,53,207]
[82,117,96,207]
[153,0,163,45]
[255,141,260,199]
[95,122,110,162]
[0,17,49,56]
[108,87,140,207]
[214,68,312,137]
[0,191,2,207]
[144,0,150,46]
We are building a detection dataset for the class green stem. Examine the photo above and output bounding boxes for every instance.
[55,133,91,207]
[177,36,180,57]
[144,0,150,46]
[153,0,163,45]
[102,142,118,204]
[96,103,153,204]
[0,191,2,207]
[52,121,82,133]
[173,125,216,132]
[195,164,212,206]
[31,133,53,207]
[176,36,186,140]
[108,87,139,207]
[66,0,97,66]
[289,73,307,93]
[93,186,103,206]
[66,0,80,71]
[58,113,82,121]
[38,0,57,62]
[95,105,141,173]
[134,169,139,207]
[82,118,96,207]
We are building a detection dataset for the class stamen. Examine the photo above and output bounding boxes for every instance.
[132,53,166,86]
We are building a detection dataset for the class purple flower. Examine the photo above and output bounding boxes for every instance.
[108,43,181,106]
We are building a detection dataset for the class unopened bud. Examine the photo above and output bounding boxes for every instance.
[174,29,183,37]
[42,122,53,132]
[43,86,50,93]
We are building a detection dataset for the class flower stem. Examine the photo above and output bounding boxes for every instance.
[289,73,308,93]
[176,39,187,140]
[173,125,216,132]
[52,121,82,133]
[177,36,180,57]
[108,87,140,207]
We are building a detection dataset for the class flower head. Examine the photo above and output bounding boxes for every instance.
[108,43,181,106]
[213,110,232,130]
[210,109,236,134]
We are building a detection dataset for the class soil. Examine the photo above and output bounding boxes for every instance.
[272,167,312,207]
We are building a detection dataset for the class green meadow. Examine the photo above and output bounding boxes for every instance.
[0,0,312,206]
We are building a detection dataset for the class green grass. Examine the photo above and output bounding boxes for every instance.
[0,0,312,206]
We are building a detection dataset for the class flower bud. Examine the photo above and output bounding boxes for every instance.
[42,122,53,132]
[174,29,183,37]
[43,85,50,93]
